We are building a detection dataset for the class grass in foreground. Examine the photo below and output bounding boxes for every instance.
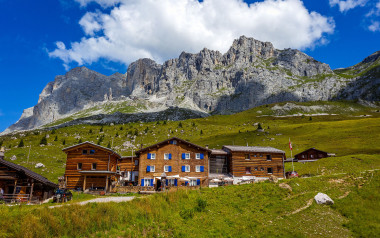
[0,155,379,238]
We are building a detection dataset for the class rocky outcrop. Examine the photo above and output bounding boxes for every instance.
[3,36,379,133]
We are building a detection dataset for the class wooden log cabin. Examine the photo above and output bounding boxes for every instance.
[294,148,329,161]
[118,156,139,185]
[136,137,210,189]
[62,142,121,192]
[222,145,286,182]
[0,150,58,203]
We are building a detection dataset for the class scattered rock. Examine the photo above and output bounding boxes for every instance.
[314,193,334,205]
[46,134,50,138]
[268,175,279,183]
[35,163,45,168]
[279,183,292,191]
[10,155,17,161]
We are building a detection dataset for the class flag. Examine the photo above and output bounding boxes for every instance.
[289,138,292,151]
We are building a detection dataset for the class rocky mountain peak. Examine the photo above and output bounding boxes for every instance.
[362,51,380,64]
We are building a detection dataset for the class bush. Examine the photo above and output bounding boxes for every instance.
[18,139,24,148]
[39,136,47,145]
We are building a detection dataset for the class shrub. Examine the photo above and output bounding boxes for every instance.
[39,136,47,145]
[18,139,24,148]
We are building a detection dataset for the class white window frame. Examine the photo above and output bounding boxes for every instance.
[196,153,201,159]
[196,165,201,172]
[164,165,170,172]
[189,179,197,186]
[151,153,156,160]
[184,153,190,160]
[91,163,97,170]
[185,165,190,172]
[164,153,170,160]
[150,165,155,172]
[144,178,152,187]
[167,179,176,186]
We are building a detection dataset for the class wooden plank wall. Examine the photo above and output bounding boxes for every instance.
[229,151,284,178]
[295,149,328,161]
[64,145,118,189]
[138,140,209,186]
[119,157,139,172]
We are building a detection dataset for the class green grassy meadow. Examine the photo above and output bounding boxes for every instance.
[0,100,379,237]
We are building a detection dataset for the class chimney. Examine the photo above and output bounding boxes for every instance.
[205,145,209,149]
[0,147,4,160]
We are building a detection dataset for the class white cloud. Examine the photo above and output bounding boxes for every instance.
[329,0,367,12]
[75,0,122,8]
[368,21,380,31]
[50,0,335,68]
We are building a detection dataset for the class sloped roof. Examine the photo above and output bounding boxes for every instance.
[222,145,285,154]
[210,149,228,155]
[294,148,328,157]
[0,159,58,188]
[62,141,121,158]
[136,137,210,154]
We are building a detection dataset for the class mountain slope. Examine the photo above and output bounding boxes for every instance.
[4,36,379,134]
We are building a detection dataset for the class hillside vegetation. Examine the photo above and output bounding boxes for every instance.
[0,100,379,237]
[0,100,379,182]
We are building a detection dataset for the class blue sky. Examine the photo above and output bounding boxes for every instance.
[0,0,379,132]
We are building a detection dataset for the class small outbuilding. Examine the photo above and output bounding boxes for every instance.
[0,151,58,203]
[294,148,329,161]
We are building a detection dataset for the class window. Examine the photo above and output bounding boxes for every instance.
[90,149,95,154]
[167,179,177,186]
[134,160,139,165]
[182,165,190,172]
[310,154,314,158]
[189,179,198,186]
[266,155,272,161]
[196,153,201,159]
[260,167,264,171]
[302,155,305,158]
[82,150,87,154]
[77,163,82,170]
[245,167,251,174]
[151,153,156,159]
[170,140,177,145]
[143,178,153,187]
[182,153,190,160]
[267,168,273,174]
[195,165,205,172]
[92,163,97,170]
[260,154,263,157]
[164,165,172,172]
[254,154,257,157]
[147,165,155,172]
[254,167,258,171]
[245,154,250,160]
[164,153,171,160]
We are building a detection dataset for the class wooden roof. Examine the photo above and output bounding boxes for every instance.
[222,145,285,154]
[294,148,328,157]
[62,141,121,158]
[136,137,211,154]
[0,159,58,188]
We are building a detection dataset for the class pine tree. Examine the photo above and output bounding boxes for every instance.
[178,122,183,128]
[115,132,119,137]
[144,127,149,133]
[62,139,66,145]
[134,129,139,136]
[54,136,58,141]
[120,126,123,130]
[0,141,3,147]
[163,121,167,125]
[51,129,56,134]
[18,139,24,148]
[107,142,111,148]
[78,139,82,143]
[200,130,203,135]
[40,135,47,145]
[156,121,160,125]
[257,123,263,130]
[100,126,103,132]
[89,129,93,134]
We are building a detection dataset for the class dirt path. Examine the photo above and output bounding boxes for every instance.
[287,198,314,216]
[49,196,135,208]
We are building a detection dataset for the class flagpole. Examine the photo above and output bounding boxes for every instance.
[289,138,294,172]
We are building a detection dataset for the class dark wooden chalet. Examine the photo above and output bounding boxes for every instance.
[0,151,58,203]
[136,137,210,188]
[222,145,286,179]
[62,141,121,192]
[294,148,329,161]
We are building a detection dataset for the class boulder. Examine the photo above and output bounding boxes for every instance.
[35,163,45,168]
[10,155,17,161]
[279,183,292,192]
[314,193,334,205]
[269,175,279,183]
